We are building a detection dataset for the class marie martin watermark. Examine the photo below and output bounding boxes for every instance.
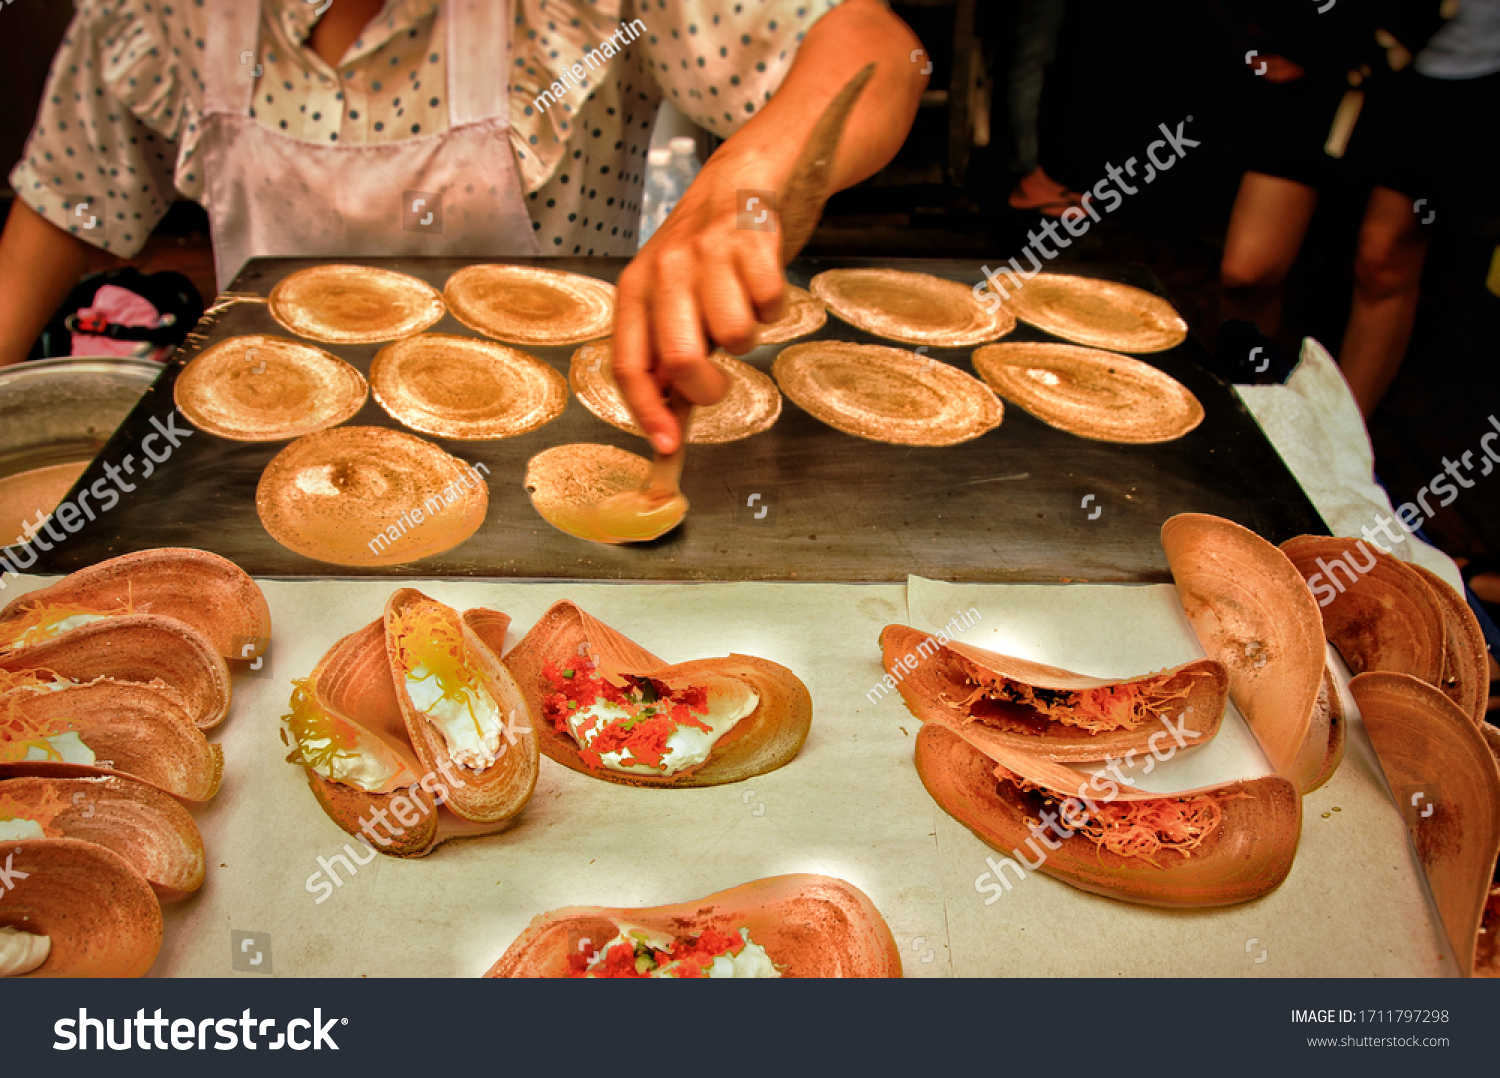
[865,608,983,706]
[366,460,489,557]
[531,18,648,115]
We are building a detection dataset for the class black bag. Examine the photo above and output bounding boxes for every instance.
[30,267,203,361]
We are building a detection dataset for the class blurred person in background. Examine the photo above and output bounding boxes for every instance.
[1339,0,1500,416]
[1004,0,1081,217]
[0,0,926,455]
[1215,0,1440,391]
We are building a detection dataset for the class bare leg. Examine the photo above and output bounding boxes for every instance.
[1339,185,1429,417]
[1220,171,1319,340]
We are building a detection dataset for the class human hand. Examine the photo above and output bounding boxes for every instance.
[611,158,786,454]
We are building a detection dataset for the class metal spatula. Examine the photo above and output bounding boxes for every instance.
[778,62,877,266]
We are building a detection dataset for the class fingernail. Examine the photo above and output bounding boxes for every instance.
[652,432,673,454]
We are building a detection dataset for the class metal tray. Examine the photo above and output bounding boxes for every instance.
[28,256,1327,582]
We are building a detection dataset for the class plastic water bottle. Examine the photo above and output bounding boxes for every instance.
[638,147,674,248]
[668,136,701,190]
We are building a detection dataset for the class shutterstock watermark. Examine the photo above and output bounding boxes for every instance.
[973,117,1200,312]
[1304,413,1500,606]
[304,709,530,904]
[972,708,1203,904]
[0,410,193,589]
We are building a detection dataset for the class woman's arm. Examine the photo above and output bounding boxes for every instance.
[0,199,93,367]
[613,0,927,453]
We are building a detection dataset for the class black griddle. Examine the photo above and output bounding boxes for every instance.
[27,256,1327,582]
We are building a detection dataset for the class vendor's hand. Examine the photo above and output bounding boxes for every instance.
[612,157,787,455]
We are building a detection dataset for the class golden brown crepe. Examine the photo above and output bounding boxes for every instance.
[971,341,1203,443]
[0,775,205,898]
[811,268,1014,346]
[994,273,1188,353]
[268,265,446,344]
[499,600,812,788]
[256,426,488,567]
[174,335,368,441]
[0,614,231,730]
[880,624,1226,762]
[0,547,271,661]
[282,594,538,858]
[570,341,781,443]
[0,838,162,977]
[1162,514,1337,793]
[443,265,614,345]
[486,874,902,978]
[773,340,1003,446]
[916,722,1301,908]
[370,333,566,440]
[1351,671,1500,977]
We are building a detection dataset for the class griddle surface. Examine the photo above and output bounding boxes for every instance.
[31,256,1327,582]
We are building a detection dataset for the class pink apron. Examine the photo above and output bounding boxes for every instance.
[200,0,539,290]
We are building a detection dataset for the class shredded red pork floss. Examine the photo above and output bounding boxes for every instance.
[567,926,750,978]
[540,660,712,772]
[995,765,1250,867]
[944,658,1204,735]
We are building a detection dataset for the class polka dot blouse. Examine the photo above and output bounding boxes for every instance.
[11,0,841,260]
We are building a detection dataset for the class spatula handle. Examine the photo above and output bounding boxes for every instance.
[648,390,694,493]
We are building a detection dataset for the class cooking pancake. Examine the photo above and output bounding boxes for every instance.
[444,265,614,346]
[772,340,1003,446]
[268,265,446,344]
[996,274,1187,353]
[523,443,652,543]
[810,268,1014,347]
[174,334,368,441]
[370,333,566,440]
[972,341,1203,443]
[256,426,487,566]
[756,284,827,344]
[570,342,780,443]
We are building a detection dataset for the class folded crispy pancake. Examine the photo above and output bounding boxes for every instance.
[879,623,1225,761]
[915,721,1301,908]
[486,874,901,978]
[501,600,811,787]
[0,547,270,661]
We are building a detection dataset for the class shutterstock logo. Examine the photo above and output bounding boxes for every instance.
[54,1009,345,1051]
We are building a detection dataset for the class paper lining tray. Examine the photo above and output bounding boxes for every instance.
[29,256,1326,582]
[0,570,1438,979]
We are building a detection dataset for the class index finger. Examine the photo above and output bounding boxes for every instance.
[611,272,677,453]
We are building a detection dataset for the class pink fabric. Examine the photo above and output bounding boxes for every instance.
[69,283,164,359]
